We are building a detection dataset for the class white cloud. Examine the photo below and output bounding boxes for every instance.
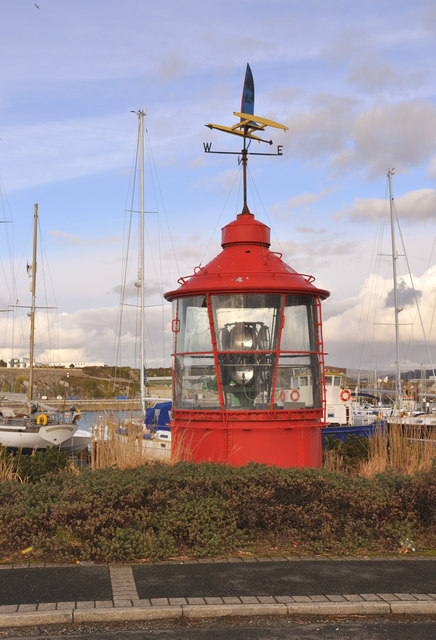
[280,96,436,180]
[290,190,326,211]
[338,188,436,223]
[323,266,436,370]
[272,187,335,218]
[343,101,436,176]
[0,303,173,369]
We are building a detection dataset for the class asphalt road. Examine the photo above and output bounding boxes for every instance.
[1,559,435,606]
[132,560,436,600]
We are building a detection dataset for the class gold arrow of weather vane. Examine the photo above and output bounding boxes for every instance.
[206,111,289,145]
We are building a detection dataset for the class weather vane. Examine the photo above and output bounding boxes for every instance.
[204,63,289,214]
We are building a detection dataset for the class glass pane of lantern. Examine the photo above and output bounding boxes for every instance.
[218,353,276,410]
[211,294,282,351]
[274,355,321,409]
[175,296,213,353]
[174,354,220,410]
[280,295,315,352]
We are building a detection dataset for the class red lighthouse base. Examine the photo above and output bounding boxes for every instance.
[171,410,323,468]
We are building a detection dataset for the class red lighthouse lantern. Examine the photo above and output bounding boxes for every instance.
[164,66,330,468]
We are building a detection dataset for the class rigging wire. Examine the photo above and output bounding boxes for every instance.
[198,168,241,268]
[144,124,179,366]
[353,181,390,376]
[36,216,59,364]
[11,213,34,359]
[246,164,280,265]
[0,176,16,305]
[113,124,140,380]
[145,125,179,276]
[247,164,281,255]
[0,177,16,360]
[142,128,169,367]
[394,205,435,379]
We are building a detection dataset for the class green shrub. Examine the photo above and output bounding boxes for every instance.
[0,446,69,483]
[0,462,434,562]
[324,434,370,468]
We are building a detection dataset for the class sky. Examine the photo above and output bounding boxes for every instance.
[0,0,435,376]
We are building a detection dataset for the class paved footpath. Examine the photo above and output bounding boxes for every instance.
[0,556,435,629]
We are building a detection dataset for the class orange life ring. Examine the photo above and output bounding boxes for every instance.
[279,390,286,402]
[340,389,351,402]
[290,389,300,401]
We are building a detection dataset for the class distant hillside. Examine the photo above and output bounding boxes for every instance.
[0,366,172,401]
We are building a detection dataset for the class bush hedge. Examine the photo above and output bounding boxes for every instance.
[0,461,434,563]
[0,446,69,483]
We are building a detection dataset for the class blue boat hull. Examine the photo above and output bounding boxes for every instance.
[322,421,386,446]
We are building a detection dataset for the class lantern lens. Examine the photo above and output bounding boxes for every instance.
[229,322,255,350]
[230,366,255,386]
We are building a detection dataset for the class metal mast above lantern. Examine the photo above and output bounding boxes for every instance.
[164,65,330,468]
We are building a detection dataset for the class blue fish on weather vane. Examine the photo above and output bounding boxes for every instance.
[241,63,255,116]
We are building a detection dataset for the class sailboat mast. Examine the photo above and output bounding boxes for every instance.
[136,110,146,416]
[28,203,38,405]
[387,170,402,410]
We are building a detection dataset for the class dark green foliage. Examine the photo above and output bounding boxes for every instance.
[0,446,69,483]
[0,461,434,563]
[324,434,370,468]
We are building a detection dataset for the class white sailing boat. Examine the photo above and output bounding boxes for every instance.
[0,205,79,450]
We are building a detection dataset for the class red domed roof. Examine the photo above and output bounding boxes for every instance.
[164,211,329,301]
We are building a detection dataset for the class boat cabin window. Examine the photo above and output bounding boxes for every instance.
[334,376,341,386]
[325,376,332,386]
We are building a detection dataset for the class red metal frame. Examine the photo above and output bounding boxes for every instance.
[165,211,330,468]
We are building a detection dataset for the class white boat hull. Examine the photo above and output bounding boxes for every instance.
[141,431,171,461]
[60,429,92,455]
[0,423,77,450]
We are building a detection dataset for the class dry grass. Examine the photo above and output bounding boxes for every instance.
[0,457,25,482]
[90,414,171,469]
[324,422,435,478]
[90,412,435,476]
[322,448,348,474]
[359,422,435,478]
[323,423,436,478]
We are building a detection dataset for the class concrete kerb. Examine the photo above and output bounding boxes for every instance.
[73,605,183,624]
[0,610,74,629]
[182,603,288,619]
[1,599,436,629]
[390,601,436,615]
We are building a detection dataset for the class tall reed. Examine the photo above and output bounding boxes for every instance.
[0,456,25,482]
[323,422,435,477]
[359,422,435,478]
[90,414,171,469]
